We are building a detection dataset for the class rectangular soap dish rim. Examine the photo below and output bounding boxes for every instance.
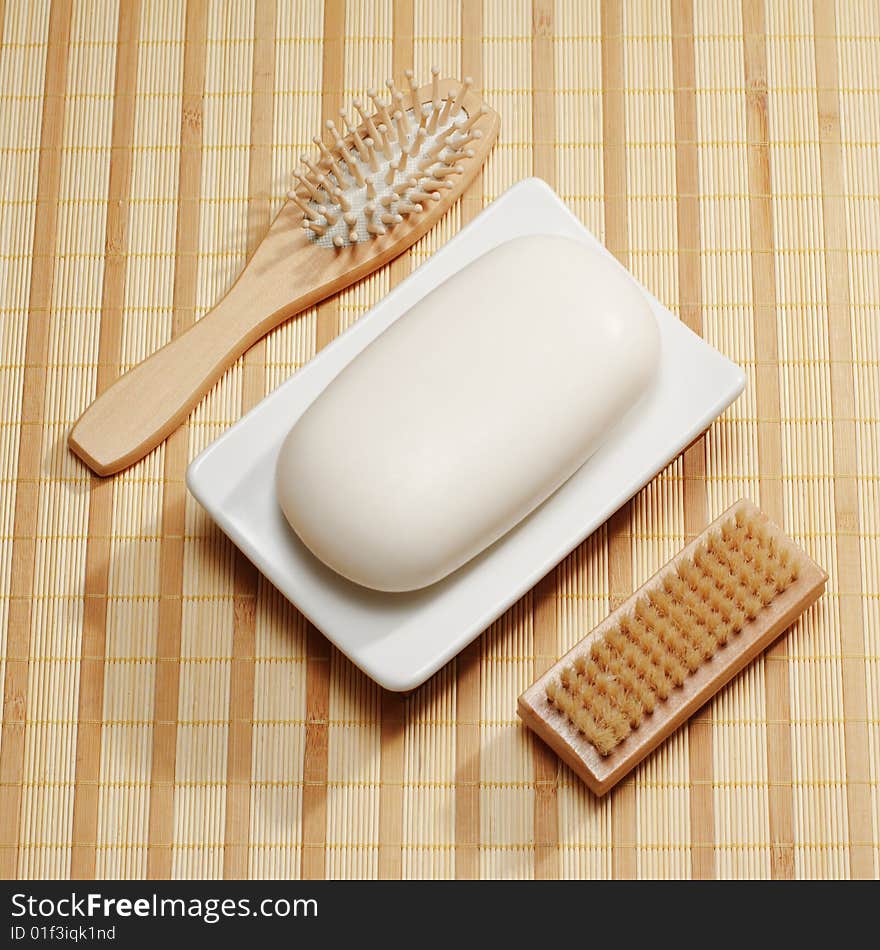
[186,177,749,692]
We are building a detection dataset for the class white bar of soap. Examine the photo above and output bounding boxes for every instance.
[276,235,660,592]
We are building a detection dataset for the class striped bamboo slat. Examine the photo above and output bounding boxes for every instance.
[0,0,878,880]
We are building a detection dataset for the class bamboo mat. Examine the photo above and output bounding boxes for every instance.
[0,0,878,881]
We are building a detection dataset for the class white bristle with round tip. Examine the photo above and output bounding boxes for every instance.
[313,135,335,166]
[394,109,408,143]
[332,187,351,212]
[325,117,343,146]
[325,120,358,175]
[383,107,397,141]
[397,200,423,215]
[317,204,337,226]
[295,169,322,202]
[300,153,319,175]
[394,92,408,121]
[433,164,463,180]
[347,157,366,187]
[452,127,483,150]
[427,102,441,135]
[343,211,358,243]
[420,178,452,193]
[394,176,417,196]
[447,147,475,164]
[431,65,440,110]
[433,124,458,148]
[459,104,488,133]
[286,187,302,203]
[439,90,456,125]
[321,149,348,183]
[451,77,472,116]
[364,137,380,172]
[315,174,332,201]
[424,141,446,162]
[340,108,370,161]
[293,67,488,249]
[401,128,426,164]
[369,88,394,130]
[377,125,394,160]
[288,190,320,221]
[354,99,380,142]
[365,204,386,236]
[409,188,441,204]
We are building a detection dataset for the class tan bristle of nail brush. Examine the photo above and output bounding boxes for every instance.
[68,69,500,477]
[517,499,827,796]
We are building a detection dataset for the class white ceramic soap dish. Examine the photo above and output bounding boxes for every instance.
[187,178,745,691]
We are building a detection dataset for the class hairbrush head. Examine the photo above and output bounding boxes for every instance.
[288,67,498,250]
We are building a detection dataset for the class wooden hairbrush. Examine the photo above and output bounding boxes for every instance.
[518,499,827,796]
[68,68,500,476]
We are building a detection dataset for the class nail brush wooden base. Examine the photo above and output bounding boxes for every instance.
[518,499,827,796]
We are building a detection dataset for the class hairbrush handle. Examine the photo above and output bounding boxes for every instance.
[69,205,319,476]
[69,291,302,476]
